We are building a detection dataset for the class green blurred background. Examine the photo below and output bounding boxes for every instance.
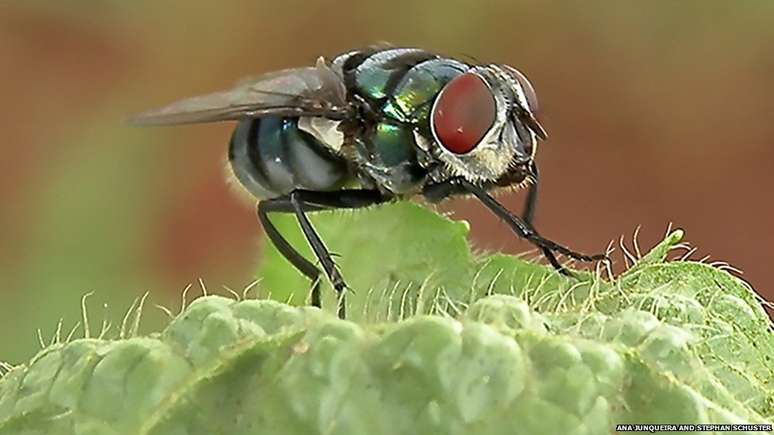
[1,1,773,364]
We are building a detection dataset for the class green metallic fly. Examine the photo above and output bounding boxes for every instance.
[132,46,608,318]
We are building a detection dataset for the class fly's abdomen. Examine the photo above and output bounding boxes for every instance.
[228,117,350,200]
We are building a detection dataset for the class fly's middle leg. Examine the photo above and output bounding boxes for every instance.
[257,189,388,319]
[258,200,326,308]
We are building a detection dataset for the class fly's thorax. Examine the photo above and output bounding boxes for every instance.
[332,48,472,196]
[379,58,468,125]
[340,48,468,126]
[350,121,427,196]
[330,48,544,195]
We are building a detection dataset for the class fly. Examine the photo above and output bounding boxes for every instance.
[131,46,608,318]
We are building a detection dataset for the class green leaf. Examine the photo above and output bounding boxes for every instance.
[257,202,476,320]
[1,204,772,434]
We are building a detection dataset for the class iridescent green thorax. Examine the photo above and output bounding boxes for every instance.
[354,53,468,128]
[353,49,435,101]
[382,59,468,127]
[345,49,471,194]
[351,122,422,194]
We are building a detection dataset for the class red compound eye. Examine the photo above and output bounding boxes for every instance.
[432,73,496,154]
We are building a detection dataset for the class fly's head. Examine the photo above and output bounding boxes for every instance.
[427,64,546,187]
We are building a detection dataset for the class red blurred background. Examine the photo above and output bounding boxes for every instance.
[1,1,772,363]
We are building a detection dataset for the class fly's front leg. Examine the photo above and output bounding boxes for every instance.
[521,164,571,276]
[424,178,607,276]
[522,163,539,225]
[459,178,606,263]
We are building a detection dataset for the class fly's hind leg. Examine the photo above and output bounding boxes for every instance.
[258,200,326,308]
[257,189,388,319]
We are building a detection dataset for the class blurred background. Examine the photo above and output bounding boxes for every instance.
[1,1,772,363]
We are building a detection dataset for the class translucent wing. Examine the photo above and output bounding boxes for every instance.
[129,57,351,126]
